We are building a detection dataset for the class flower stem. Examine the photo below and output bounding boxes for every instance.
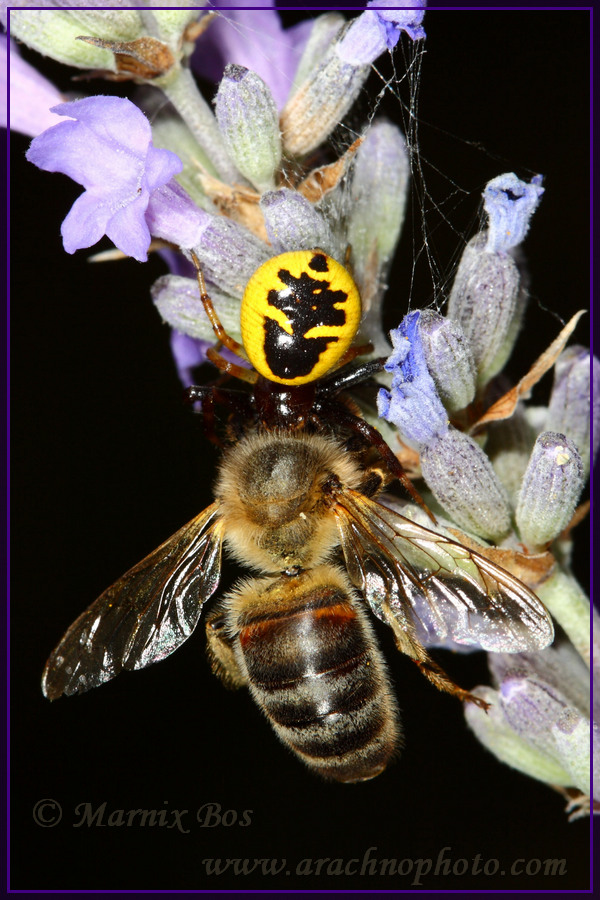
[537,569,596,667]
[158,66,240,184]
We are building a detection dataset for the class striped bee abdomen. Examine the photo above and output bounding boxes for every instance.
[228,566,401,782]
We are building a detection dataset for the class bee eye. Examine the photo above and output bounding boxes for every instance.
[240,250,362,386]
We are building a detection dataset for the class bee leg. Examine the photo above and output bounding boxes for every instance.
[205,607,247,689]
[412,656,491,711]
[384,602,490,711]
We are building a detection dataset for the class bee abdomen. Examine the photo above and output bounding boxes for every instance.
[233,568,400,782]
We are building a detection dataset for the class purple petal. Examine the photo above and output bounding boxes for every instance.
[368,0,427,43]
[105,194,153,263]
[1,35,66,137]
[483,173,545,253]
[170,330,210,390]
[26,96,182,261]
[145,181,208,250]
[61,192,114,255]
[339,1,426,64]
[377,310,448,447]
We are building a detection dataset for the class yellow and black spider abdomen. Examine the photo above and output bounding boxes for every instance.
[240,250,362,386]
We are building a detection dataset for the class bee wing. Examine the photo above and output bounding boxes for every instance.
[335,491,554,653]
[42,503,224,699]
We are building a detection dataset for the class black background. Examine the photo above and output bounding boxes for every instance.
[9,7,592,892]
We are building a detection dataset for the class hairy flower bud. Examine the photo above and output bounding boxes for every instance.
[516,432,584,549]
[152,274,242,344]
[448,174,544,386]
[289,12,345,97]
[260,189,336,257]
[420,429,512,541]
[188,216,269,299]
[215,64,281,192]
[347,121,409,311]
[447,232,522,387]
[7,9,143,70]
[465,645,595,800]
[280,3,424,157]
[486,409,537,505]
[546,346,597,477]
[418,310,476,412]
[141,10,200,53]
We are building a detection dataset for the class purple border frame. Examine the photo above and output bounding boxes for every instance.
[5,2,596,894]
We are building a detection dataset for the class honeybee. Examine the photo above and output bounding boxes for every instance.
[42,250,554,782]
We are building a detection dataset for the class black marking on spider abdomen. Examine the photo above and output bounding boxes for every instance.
[263,262,349,379]
[263,318,338,379]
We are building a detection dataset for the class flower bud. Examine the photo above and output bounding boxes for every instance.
[289,13,345,97]
[260,189,336,257]
[346,120,409,310]
[466,642,595,799]
[7,9,143,71]
[141,10,200,53]
[447,232,522,387]
[280,32,368,158]
[187,214,269,299]
[149,110,216,205]
[280,4,424,157]
[486,408,537,505]
[546,346,597,477]
[516,432,584,549]
[447,173,544,386]
[152,274,242,344]
[494,659,593,797]
[420,429,512,541]
[418,310,476,412]
[215,64,281,192]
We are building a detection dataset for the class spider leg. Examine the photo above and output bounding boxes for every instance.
[189,251,248,360]
[316,357,387,397]
[205,346,258,385]
[185,383,254,445]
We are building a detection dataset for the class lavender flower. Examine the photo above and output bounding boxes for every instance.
[376,167,592,814]
[446,174,544,387]
[465,640,598,820]
[280,2,425,157]
[26,97,184,261]
[17,3,421,380]
[377,309,512,541]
